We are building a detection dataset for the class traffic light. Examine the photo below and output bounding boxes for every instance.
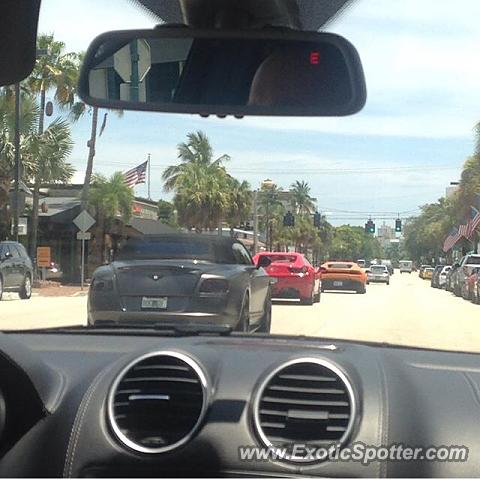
[283,211,295,227]
[313,211,321,228]
[365,219,375,234]
[395,218,402,233]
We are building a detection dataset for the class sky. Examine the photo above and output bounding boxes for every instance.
[37,0,480,226]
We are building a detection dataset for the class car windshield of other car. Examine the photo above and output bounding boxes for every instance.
[3,0,480,354]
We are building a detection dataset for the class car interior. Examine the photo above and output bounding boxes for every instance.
[1,0,480,478]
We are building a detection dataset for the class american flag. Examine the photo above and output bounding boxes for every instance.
[459,223,469,238]
[123,161,148,188]
[443,227,461,252]
[466,206,480,238]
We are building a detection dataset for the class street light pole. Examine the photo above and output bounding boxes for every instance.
[13,82,21,242]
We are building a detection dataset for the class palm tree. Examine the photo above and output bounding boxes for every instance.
[163,131,231,232]
[27,118,75,258]
[258,184,284,250]
[27,34,79,135]
[88,172,134,264]
[290,180,316,215]
[225,177,252,234]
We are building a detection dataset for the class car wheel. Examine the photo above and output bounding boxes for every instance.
[257,294,272,333]
[236,294,250,332]
[0,275,3,301]
[19,274,32,300]
[313,287,321,303]
[300,285,314,305]
[387,281,390,285]
[357,284,367,294]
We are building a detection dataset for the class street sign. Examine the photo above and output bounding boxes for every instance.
[114,39,151,83]
[37,247,51,267]
[77,232,92,241]
[73,210,95,232]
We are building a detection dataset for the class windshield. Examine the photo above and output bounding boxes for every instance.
[2,0,480,354]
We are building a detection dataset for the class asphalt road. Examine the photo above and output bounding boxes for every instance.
[1,273,480,353]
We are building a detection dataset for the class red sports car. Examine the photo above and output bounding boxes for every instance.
[253,252,321,304]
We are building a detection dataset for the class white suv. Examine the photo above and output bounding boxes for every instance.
[453,254,480,296]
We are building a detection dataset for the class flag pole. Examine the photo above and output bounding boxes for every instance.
[147,153,151,200]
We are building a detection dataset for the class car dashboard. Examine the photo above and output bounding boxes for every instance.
[0,331,479,477]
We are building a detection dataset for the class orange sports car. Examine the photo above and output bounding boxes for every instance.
[320,261,367,294]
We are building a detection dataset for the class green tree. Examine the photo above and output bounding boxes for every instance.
[225,177,252,233]
[330,225,383,261]
[290,180,316,215]
[88,172,134,264]
[163,131,231,232]
[157,199,176,226]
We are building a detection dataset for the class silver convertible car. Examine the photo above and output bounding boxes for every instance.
[88,234,273,332]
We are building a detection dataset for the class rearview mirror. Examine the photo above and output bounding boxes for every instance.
[78,27,366,117]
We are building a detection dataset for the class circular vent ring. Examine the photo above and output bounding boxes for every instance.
[253,357,357,464]
[107,350,209,454]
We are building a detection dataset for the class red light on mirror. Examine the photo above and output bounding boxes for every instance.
[310,51,320,65]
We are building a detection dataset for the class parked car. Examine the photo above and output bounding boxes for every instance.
[88,234,273,332]
[422,267,435,280]
[0,241,33,301]
[445,264,458,291]
[253,252,321,304]
[399,260,413,273]
[366,264,390,285]
[438,266,452,289]
[419,265,431,279]
[431,265,444,288]
[453,254,480,297]
[320,261,367,294]
[461,267,480,301]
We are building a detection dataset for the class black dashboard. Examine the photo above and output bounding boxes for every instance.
[0,331,479,477]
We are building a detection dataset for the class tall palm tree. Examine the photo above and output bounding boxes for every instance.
[88,173,134,264]
[27,118,75,258]
[27,34,79,135]
[290,180,316,215]
[225,177,252,234]
[163,131,231,232]
[258,184,284,250]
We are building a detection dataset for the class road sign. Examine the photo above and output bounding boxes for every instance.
[77,232,92,241]
[114,39,151,83]
[73,210,95,232]
[37,247,51,267]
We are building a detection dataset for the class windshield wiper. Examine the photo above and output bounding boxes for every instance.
[10,323,233,337]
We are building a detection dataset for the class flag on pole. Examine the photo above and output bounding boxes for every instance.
[459,223,469,238]
[123,161,148,188]
[466,206,480,238]
[443,227,461,252]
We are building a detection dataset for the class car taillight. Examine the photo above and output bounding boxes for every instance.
[199,278,229,294]
[289,266,308,274]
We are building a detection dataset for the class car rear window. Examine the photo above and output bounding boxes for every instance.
[327,263,353,269]
[466,256,480,265]
[268,255,298,263]
[116,238,236,263]
[371,266,387,273]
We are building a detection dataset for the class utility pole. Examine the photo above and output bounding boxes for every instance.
[253,190,258,255]
[13,82,21,242]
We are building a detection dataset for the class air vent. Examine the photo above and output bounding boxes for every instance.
[253,358,356,463]
[108,351,208,454]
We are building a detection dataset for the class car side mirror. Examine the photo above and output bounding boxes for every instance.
[317,267,327,274]
[257,256,272,269]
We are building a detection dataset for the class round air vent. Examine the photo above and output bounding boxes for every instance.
[108,351,208,454]
[253,358,356,463]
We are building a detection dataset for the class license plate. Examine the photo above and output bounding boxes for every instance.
[141,297,168,310]
[333,281,343,287]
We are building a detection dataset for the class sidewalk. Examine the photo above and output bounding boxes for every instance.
[33,281,89,297]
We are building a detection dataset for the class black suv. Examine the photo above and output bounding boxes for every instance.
[0,241,33,300]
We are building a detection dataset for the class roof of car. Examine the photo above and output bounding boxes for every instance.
[133,234,244,246]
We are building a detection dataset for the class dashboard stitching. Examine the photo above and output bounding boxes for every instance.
[375,358,386,478]
[63,369,109,478]
[47,366,66,412]
[462,373,480,409]
[380,362,389,478]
